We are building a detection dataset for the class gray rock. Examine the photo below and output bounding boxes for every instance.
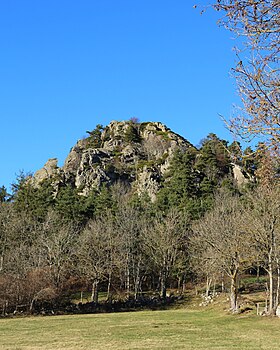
[232,163,251,187]
[33,158,59,185]
[31,121,194,200]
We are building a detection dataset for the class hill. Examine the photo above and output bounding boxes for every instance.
[22,120,250,221]
[32,121,195,201]
[0,120,262,316]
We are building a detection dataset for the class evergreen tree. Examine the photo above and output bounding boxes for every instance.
[94,184,117,216]
[196,133,231,183]
[242,147,257,176]
[86,124,104,148]
[55,185,85,223]
[0,186,10,203]
[11,173,55,221]
[156,148,199,213]
[81,188,98,219]
[228,141,242,165]
[124,123,141,143]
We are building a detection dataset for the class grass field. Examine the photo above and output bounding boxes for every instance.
[1,301,280,350]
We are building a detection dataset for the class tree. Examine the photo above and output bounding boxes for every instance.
[143,209,188,298]
[124,123,141,143]
[195,134,232,202]
[228,141,242,165]
[156,148,200,213]
[212,0,280,149]
[0,186,10,203]
[94,184,116,216]
[191,191,252,313]
[75,212,117,303]
[0,207,45,313]
[39,211,77,289]
[242,146,257,176]
[55,185,85,223]
[11,173,55,221]
[114,205,148,299]
[86,124,104,148]
[0,203,12,273]
[254,143,280,186]
[244,185,280,315]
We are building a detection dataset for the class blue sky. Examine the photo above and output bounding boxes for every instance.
[0,0,240,190]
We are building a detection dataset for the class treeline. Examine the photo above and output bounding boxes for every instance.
[0,134,278,315]
[0,193,189,315]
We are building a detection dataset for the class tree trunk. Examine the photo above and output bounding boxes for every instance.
[221,279,224,293]
[268,269,274,314]
[0,255,3,272]
[267,251,276,315]
[205,276,212,297]
[230,272,239,313]
[30,298,35,314]
[134,259,143,300]
[2,300,8,316]
[106,272,112,301]
[276,260,280,308]
[126,254,130,296]
[160,271,167,298]
[182,281,186,294]
[91,280,99,303]
[177,275,181,290]
[256,265,260,283]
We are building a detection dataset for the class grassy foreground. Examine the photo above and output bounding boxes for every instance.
[0,305,280,350]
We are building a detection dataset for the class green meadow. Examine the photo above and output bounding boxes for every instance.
[1,304,279,350]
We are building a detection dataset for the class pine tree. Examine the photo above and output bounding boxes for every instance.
[55,185,85,223]
[156,148,199,212]
[0,186,10,203]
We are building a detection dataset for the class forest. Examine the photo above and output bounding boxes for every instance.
[0,127,279,316]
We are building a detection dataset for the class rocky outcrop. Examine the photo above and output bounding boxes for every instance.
[232,163,251,187]
[32,121,194,200]
[33,158,59,186]
[134,167,161,202]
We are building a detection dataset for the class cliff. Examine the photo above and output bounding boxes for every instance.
[32,121,194,201]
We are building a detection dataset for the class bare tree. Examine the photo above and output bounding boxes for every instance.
[211,0,280,148]
[143,209,188,298]
[115,206,148,299]
[0,209,52,313]
[39,211,78,289]
[245,184,280,314]
[190,240,222,297]
[191,191,252,313]
[75,212,117,303]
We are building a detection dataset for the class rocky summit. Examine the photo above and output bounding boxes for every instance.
[32,121,194,201]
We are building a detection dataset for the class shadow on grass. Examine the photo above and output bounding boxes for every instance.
[3,294,187,318]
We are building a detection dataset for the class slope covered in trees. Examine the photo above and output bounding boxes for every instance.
[0,120,279,316]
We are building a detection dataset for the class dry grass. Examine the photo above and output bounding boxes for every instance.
[0,297,280,350]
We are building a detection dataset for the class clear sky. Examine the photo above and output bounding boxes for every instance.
[0,0,240,191]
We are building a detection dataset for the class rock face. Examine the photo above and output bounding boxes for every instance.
[33,158,59,185]
[232,164,251,187]
[32,121,193,200]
